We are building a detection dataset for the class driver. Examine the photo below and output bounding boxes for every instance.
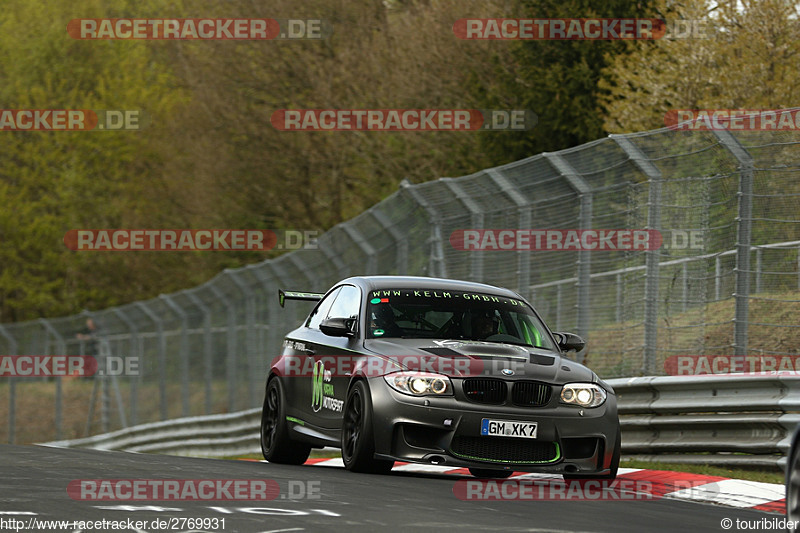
[372,305,404,337]
[471,311,498,340]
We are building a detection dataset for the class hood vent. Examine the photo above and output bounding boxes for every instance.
[529,353,555,366]
[421,347,462,356]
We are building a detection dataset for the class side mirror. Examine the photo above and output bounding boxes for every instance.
[320,317,355,337]
[554,332,585,353]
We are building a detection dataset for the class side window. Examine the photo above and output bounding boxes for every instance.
[306,287,341,329]
[327,285,361,321]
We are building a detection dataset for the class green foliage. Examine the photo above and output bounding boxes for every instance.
[475,0,655,163]
[0,0,186,320]
[1,0,791,322]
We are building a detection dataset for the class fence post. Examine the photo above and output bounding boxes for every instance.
[544,153,592,362]
[716,257,722,300]
[38,318,65,440]
[319,245,348,281]
[209,284,237,413]
[713,129,754,356]
[682,262,689,312]
[135,301,167,420]
[341,223,378,276]
[441,178,484,283]
[160,294,190,417]
[755,247,762,294]
[287,254,318,290]
[112,307,139,425]
[556,283,563,330]
[226,269,259,408]
[0,325,17,444]
[611,135,663,375]
[400,179,447,278]
[261,261,291,349]
[487,168,532,298]
[185,291,213,415]
[247,265,272,391]
[247,263,284,384]
[370,205,408,275]
[264,261,299,368]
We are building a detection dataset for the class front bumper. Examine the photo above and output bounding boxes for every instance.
[368,376,619,475]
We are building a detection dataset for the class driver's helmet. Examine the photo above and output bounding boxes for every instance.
[469,309,499,339]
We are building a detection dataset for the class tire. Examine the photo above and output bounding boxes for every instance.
[260,377,311,464]
[469,468,514,479]
[787,429,800,522]
[341,380,394,474]
[563,431,620,481]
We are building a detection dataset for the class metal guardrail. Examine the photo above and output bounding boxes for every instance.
[612,374,800,470]
[41,375,800,469]
[43,408,262,458]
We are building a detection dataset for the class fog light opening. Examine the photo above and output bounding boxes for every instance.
[564,465,578,473]
[429,455,445,465]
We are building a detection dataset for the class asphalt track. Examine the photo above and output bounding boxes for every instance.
[0,445,779,532]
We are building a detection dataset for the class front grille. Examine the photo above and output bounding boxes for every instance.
[512,381,552,407]
[450,436,559,464]
[462,378,507,404]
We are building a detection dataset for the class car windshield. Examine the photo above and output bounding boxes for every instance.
[365,288,556,350]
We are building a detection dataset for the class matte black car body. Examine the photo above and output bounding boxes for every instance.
[261,275,620,478]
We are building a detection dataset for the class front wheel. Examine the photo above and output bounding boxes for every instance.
[469,468,514,479]
[260,377,311,464]
[341,380,394,474]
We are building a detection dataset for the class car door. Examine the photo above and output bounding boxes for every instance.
[284,286,341,425]
[307,284,362,430]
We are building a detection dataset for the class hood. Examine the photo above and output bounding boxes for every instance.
[363,338,595,384]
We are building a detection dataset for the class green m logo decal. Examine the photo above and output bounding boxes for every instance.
[311,360,324,412]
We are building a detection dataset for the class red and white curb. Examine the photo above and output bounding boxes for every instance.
[246,457,785,513]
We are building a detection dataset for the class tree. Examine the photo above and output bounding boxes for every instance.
[601,0,800,133]
[475,0,656,164]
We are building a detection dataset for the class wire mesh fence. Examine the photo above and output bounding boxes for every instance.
[3,114,800,444]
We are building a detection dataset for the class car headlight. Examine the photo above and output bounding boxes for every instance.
[384,372,453,396]
[560,383,607,408]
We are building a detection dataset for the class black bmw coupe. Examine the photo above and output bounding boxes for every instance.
[261,276,620,479]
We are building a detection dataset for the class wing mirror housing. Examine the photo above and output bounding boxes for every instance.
[554,332,585,353]
[320,317,356,337]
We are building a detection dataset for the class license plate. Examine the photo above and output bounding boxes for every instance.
[480,418,538,438]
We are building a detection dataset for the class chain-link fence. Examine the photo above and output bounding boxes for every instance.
[3,115,800,444]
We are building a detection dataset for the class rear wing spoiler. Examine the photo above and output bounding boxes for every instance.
[278,290,324,308]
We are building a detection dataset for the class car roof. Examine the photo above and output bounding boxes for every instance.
[338,275,523,300]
